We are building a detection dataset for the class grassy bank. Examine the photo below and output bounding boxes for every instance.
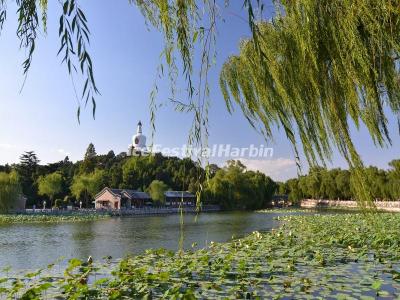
[0,214,110,224]
[1,213,400,298]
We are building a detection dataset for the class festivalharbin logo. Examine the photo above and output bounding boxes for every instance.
[148,144,274,159]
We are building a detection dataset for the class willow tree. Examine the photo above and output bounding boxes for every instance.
[37,172,63,208]
[220,0,400,206]
[0,171,22,212]
[2,0,400,205]
[71,169,106,207]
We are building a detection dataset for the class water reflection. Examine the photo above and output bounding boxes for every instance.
[0,211,287,270]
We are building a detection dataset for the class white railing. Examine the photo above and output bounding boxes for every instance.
[17,205,221,216]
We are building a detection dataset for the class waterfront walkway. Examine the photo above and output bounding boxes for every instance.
[20,205,221,216]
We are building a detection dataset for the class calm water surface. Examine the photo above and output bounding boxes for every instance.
[0,211,298,270]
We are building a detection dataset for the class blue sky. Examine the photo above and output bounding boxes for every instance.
[0,1,399,181]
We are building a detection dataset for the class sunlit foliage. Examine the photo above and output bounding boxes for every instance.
[220,0,400,206]
[147,179,168,205]
[37,172,63,207]
[283,159,400,203]
[70,169,107,207]
[0,171,22,212]
[3,0,400,207]
[205,160,277,209]
[0,213,108,224]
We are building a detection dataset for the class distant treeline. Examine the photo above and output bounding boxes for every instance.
[3,143,398,211]
[0,144,277,211]
[278,161,400,204]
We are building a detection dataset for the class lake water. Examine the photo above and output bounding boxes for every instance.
[0,211,296,271]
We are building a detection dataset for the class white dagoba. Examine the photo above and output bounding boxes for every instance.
[128,121,147,156]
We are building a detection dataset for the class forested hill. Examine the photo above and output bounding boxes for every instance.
[0,144,277,211]
[0,144,205,208]
[3,143,398,211]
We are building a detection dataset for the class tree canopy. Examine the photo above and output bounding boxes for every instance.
[37,172,63,207]
[205,160,277,210]
[147,180,169,206]
[282,159,400,204]
[0,171,22,212]
[220,0,400,205]
[15,151,40,205]
[2,0,400,206]
[71,169,107,207]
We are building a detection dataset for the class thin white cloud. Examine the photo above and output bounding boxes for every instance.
[240,157,297,181]
[0,143,17,149]
[56,149,70,156]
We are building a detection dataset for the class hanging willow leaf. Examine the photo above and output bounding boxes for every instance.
[58,0,99,122]
[16,0,39,77]
[38,0,47,33]
[0,0,6,35]
[2,0,398,207]
[220,0,400,206]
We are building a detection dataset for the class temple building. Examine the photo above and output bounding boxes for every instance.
[127,121,147,156]
[164,191,196,207]
[94,187,151,209]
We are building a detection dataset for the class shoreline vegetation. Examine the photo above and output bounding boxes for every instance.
[2,147,399,215]
[1,212,400,298]
[0,205,222,224]
[1,204,399,225]
[0,213,110,225]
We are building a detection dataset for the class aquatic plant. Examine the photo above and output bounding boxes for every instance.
[1,213,400,298]
[0,214,109,224]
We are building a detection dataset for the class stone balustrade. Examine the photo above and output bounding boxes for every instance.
[301,199,400,212]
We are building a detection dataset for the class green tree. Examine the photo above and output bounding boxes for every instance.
[206,164,220,178]
[276,182,289,196]
[38,172,63,208]
[84,143,97,160]
[147,180,168,206]
[286,178,303,205]
[205,160,276,210]
[319,169,339,200]
[122,157,147,189]
[219,1,400,205]
[71,169,106,208]
[16,151,40,206]
[0,171,22,212]
[80,143,97,173]
[388,160,400,200]
[365,167,389,201]
[109,164,123,188]
[335,170,351,200]
[2,0,400,207]
[306,167,322,199]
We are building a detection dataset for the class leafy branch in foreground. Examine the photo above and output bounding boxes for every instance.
[3,0,399,208]
[1,0,98,121]
[16,0,39,77]
[58,0,99,121]
[220,0,400,206]
[0,0,6,34]
[131,0,223,209]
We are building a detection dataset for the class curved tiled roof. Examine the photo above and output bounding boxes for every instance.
[164,191,195,198]
[95,187,151,199]
[122,190,151,199]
